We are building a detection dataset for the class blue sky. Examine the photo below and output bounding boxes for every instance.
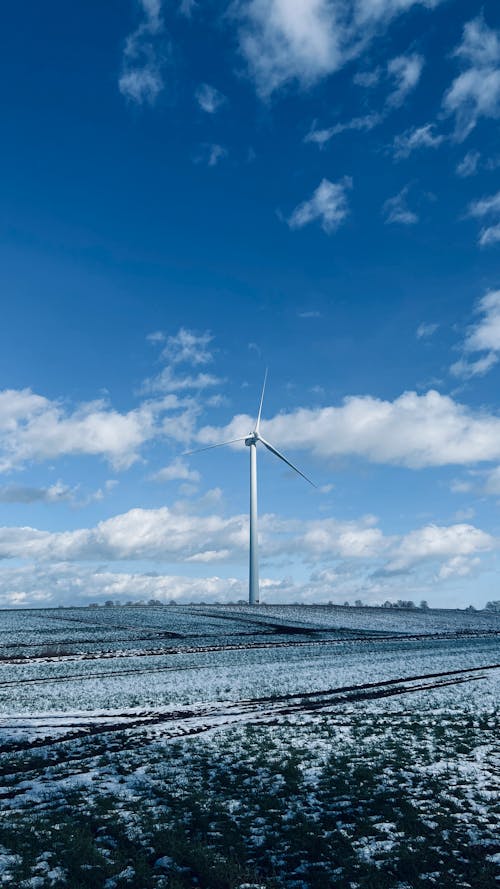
[1,0,500,608]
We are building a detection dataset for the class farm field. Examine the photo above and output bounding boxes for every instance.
[0,604,499,888]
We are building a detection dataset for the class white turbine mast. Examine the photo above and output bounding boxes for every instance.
[185,372,316,605]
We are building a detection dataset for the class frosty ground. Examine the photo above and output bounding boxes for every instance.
[0,604,498,888]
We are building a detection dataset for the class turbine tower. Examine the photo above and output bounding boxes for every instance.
[186,372,315,605]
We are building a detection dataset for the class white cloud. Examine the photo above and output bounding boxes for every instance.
[483,465,500,496]
[195,83,227,113]
[119,69,164,105]
[449,466,500,499]
[208,144,227,166]
[236,0,441,98]
[0,507,248,563]
[297,517,388,559]
[353,67,381,87]
[0,504,490,577]
[453,507,475,522]
[288,177,352,233]
[450,477,473,494]
[0,389,172,472]
[0,509,383,566]
[159,401,204,444]
[186,549,231,562]
[438,555,481,579]
[459,292,500,348]
[393,123,444,158]
[444,69,500,140]
[205,394,229,408]
[305,114,382,147]
[456,150,481,178]
[119,0,167,105]
[0,563,250,608]
[179,0,197,16]
[383,186,418,224]
[160,327,214,365]
[443,16,500,141]
[416,322,438,339]
[197,388,500,469]
[450,290,500,378]
[193,143,228,166]
[0,507,494,607]
[485,155,500,172]
[0,380,208,472]
[0,553,488,609]
[0,480,77,504]
[143,328,222,394]
[454,14,500,68]
[467,191,500,247]
[236,0,345,97]
[387,523,494,576]
[478,223,500,247]
[468,190,500,221]
[141,0,163,22]
[146,330,166,344]
[142,368,222,395]
[152,458,201,483]
[386,53,424,107]
[307,52,423,148]
[450,353,499,379]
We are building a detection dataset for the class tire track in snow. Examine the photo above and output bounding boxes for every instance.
[0,662,498,759]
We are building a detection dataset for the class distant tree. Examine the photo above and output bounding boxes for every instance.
[420,600,429,610]
[343,601,350,607]
[354,599,363,608]
[485,600,500,612]
[148,599,162,606]
[104,600,114,607]
[465,604,476,612]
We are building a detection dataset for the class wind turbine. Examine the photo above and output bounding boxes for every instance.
[185,372,316,605]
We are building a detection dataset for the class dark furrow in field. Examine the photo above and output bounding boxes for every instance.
[35,612,189,634]
[38,606,318,636]
[245,660,500,703]
[0,652,500,692]
[193,609,347,636]
[1,628,499,665]
[1,658,498,702]
[0,664,202,687]
[0,630,264,652]
[0,666,495,761]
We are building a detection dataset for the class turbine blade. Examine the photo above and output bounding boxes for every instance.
[182,437,247,456]
[258,436,317,487]
[255,368,268,434]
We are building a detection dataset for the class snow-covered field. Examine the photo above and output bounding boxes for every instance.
[0,604,498,888]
